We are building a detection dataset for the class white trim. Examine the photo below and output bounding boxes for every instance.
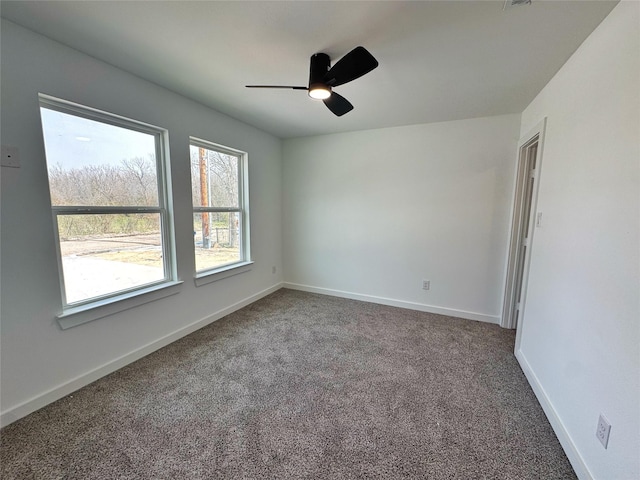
[515,349,593,480]
[513,119,547,350]
[501,118,547,330]
[57,280,183,329]
[194,261,253,287]
[189,137,245,157]
[283,282,499,324]
[39,93,168,136]
[1,283,283,428]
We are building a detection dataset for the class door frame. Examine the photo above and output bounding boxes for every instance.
[501,118,546,333]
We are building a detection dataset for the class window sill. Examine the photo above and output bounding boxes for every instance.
[194,261,254,287]
[57,280,183,330]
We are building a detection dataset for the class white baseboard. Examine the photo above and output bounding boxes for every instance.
[282,282,500,324]
[515,349,593,480]
[0,283,283,428]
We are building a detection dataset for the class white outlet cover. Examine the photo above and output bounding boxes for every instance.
[596,414,611,449]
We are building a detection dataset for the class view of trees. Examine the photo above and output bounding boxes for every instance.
[48,148,241,249]
[190,147,238,207]
[49,155,158,207]
[49,156,159,239]
[190,146,240,250]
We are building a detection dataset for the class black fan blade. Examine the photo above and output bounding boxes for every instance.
[323,92,353,117]
[246,85,307,90]
[324,46,378,87]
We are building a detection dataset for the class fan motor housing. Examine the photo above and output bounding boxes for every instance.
[309,53,331,90]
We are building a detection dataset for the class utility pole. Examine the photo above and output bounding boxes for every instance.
[199,147,210,248]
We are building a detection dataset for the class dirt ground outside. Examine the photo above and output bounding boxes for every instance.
[59,233,240,302]
[60,233,239,269]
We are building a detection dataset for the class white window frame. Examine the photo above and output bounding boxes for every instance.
[39,94,180,328]
[189,137,251,286]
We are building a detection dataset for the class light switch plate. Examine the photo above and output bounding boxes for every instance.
[1,145,20,168]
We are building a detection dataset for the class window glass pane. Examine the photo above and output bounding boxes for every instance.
[58,213,164,304]
[193,212,241,272]
[190,145,239,208]
[41,108,158,207]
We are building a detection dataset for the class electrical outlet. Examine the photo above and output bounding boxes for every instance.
[596,414,611,449]
[422,280,430,291]
[272,266,276,274]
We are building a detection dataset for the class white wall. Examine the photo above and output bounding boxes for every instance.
[517,2,639,479]
[283,115,520,323]
[0,20,283,425]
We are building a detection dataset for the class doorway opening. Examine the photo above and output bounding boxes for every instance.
[501,119,546,331]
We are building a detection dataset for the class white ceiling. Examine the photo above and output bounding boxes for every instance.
[1,1,617,139]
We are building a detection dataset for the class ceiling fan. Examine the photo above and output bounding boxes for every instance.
[246,46,378,117]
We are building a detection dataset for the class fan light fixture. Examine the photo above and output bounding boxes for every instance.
[246,47,379,116]
[308,84,331,100]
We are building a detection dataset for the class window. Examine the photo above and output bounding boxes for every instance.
[39,95,176,312]
[189,138,250,277]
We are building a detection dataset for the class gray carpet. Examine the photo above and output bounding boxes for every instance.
[1,289,576,479]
